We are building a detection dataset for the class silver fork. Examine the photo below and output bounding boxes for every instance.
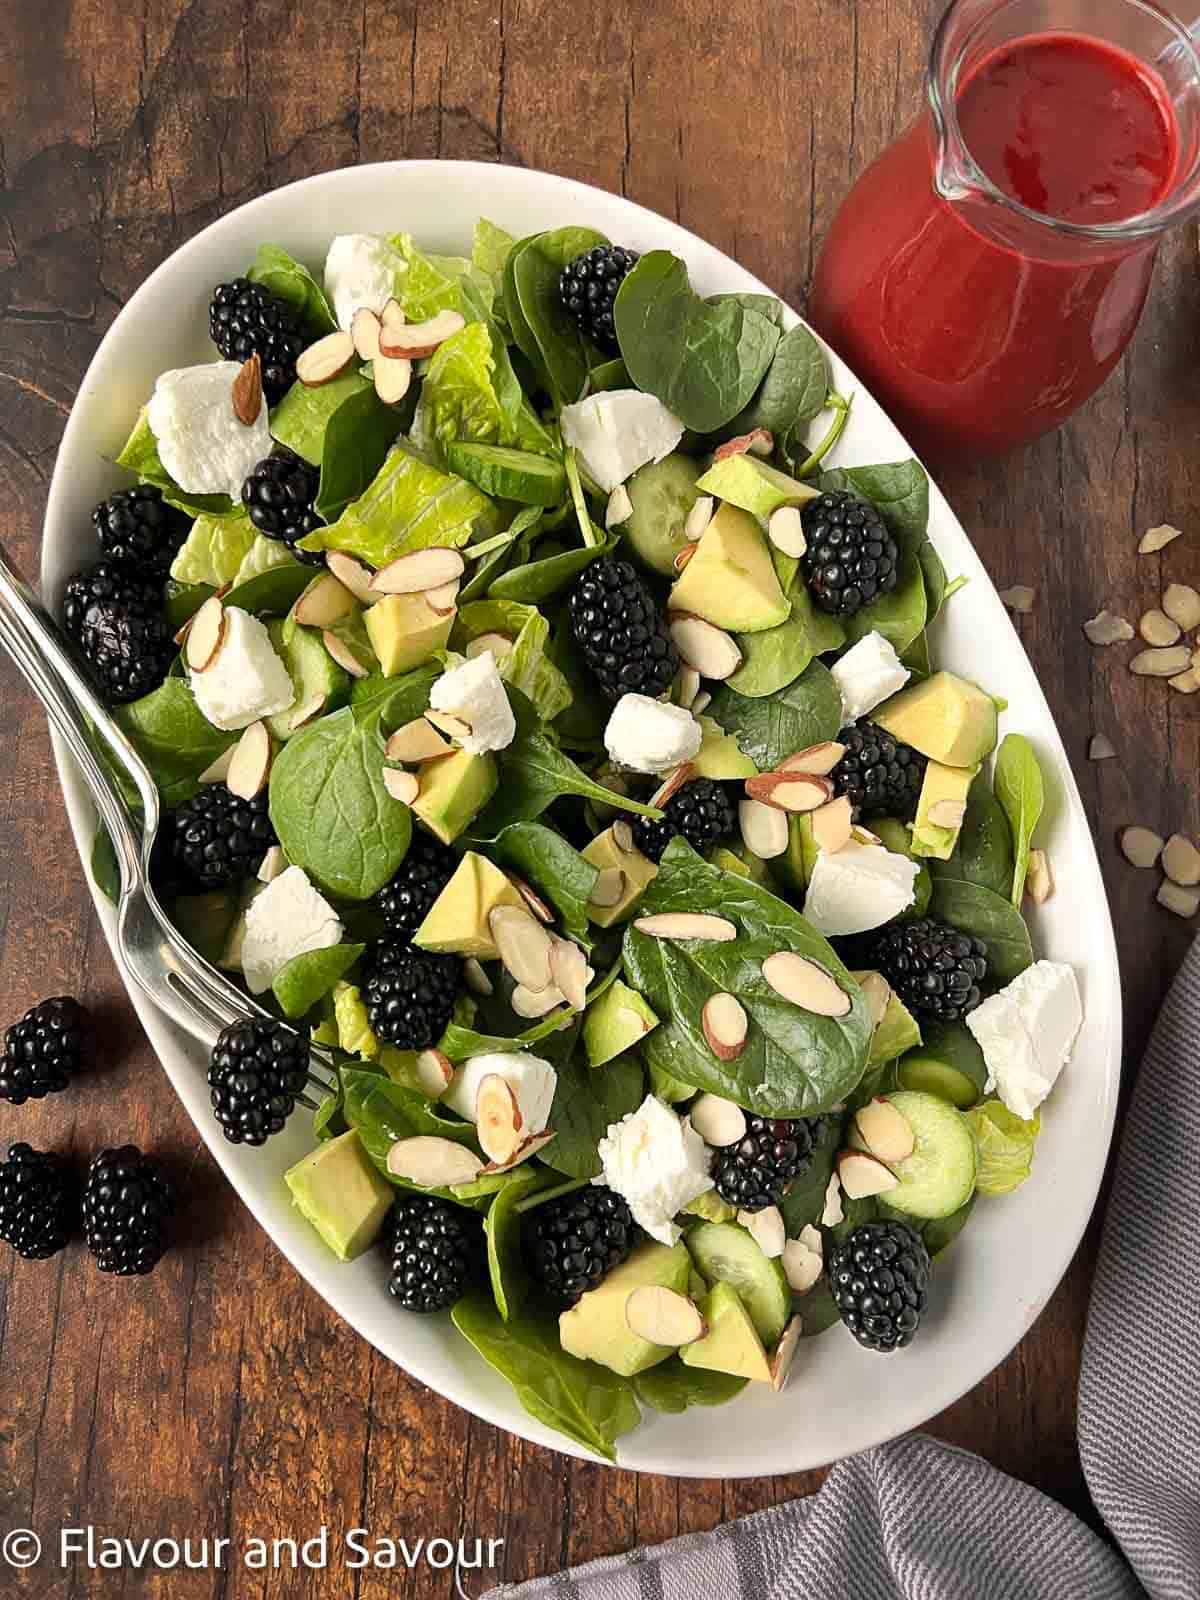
[0,542,337,1107]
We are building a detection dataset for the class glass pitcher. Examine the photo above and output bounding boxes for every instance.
[806,0,1200,461]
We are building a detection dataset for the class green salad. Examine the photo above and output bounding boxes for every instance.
[67,220,1082,1460]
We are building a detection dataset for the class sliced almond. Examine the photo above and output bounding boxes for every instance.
[465,632,514,663]
[854,1098,916,1165]
[692,689,712,716]
[257,844,288,883]
[198,745,236,785]
[739,797,789,860]
[1121,825,1164,869]
[379,298,406,342]
[821,1173,844,1228]
[1131,645,1192,677]
[810,794,853,852]
[1158,880,1200,918]
[998,584,1035,614]
[424,579,461,615]
[770,1316,804,1391]
[676,666,701,709]
[1026,848,1054,904]
[510,983,566,1019]
[684,496,715,541]
[387,718,453,764]
[612,819,636,854]
[1162,833,1200,888]
[475,1073,525,1165]
[489,905,554,991]
[325,551,377,604]
[713,428,773,461]
[856,970,892,1030]
[778,742,846,778]
[781,1238,823,1296]
[927,798,967,829]
[424,709,473,745]
[745,772,833,814]
[1089,734,1117,761]
[649,763,696,809]
[370,547,466,596]
[762,952,850,1016]
[1083,610,1135,646]
[231,352,263,426]
[478,1130,558,1175]
[1140,608,1182,646]
[606,485,633,529]
[505,874,554,925]
[837,1149,899,1200]
[296,329,356,386]
[323,630,370,679]
[351,307,382,361]
[1163,583,1200,631]
[624,1286,707,1348]
[373,352,414,405]
[633,912,737,942]
[379,309,468,359]
[689,1093,747,1148]
[668,613,742,680]
[382,767,420,805]
[185,596,227,673]
[673,541,699,573]
[767,506,807,559]
[463,957,494,997]
[702,994,749,1061]
[738,1206,785,1259]
[1139,523,1183,554]
[1170,669,1200,694]
[293,573,357,628]
[588,867,626,909]
[415,1048,453,1096]
[549,939,592,1011]
[387,1136,484,1187]
[226,720,272,800]
[289,692,327,732]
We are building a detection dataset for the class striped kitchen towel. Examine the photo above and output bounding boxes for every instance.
[483,942,1200,1600]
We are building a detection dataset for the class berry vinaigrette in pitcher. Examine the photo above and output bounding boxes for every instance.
[808,0,1200,460]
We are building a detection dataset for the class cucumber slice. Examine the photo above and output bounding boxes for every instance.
[445,442,567,507]
[895,1021,988,1109]
[623,452,701,575]
[877,1090,976,1219]
[685,1221,790,1345]
[266,619,349,742]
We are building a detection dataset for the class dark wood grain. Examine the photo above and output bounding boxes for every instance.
[0,0,1194,1592]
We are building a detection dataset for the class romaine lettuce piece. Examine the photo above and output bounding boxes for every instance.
[964,1099,1040,1194]
[170,508,257,586]
[455,598,572,723]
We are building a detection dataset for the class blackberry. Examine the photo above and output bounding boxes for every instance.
[800,491,899,616]
[832,725,927,821]
[77,598,176,704]
[0,996,93,1104]
[209,278,304,406]
[241,449,324,563]
[712,1114,821,1211]
[632,777,736,864]
[0,1144,75,1260]
[363,943,461,1051]
[82,1146,174,1276]
[558,244,639,352]
[92,485,191,577]
[524,1186,635,1302]
[566,558,678,702]
[377,830,459,940]
[208,1017,310,1146]
[866,916,988,1023]
[381,1192,482,1312]
[828,1219,931,1352]
[170,786,277,889]
[62,560,159,641]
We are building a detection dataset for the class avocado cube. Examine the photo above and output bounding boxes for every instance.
[680,1281,772,1383]
[695,454,820,520]
[285,1130,392,1262]
[692,716,757,780]
[667,502,789,633]
[852,969,922,1068]
[365,592,454,677]
[414,850,526,958]
[266,619,350,741]
[559,1240,692,1376]
[581,825,658,927]
[872,672,998,767]
[410,749,497,844]
[910,760,980,860]
[583,978,659,1068]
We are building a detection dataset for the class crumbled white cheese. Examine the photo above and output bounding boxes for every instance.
[429,652,516,754]
[966,960,1083,1120]
[595,1094,713,1246]
[323,233,407,331]
[831,631,911,723]
[189,606,294,732]
[147,362,273,498]
[604,694,703,776]
[240,866,343,996]
[444,1052,557,1138]
[803,839,919,937]
[820,1173,844,1228]
[560,390,685,492]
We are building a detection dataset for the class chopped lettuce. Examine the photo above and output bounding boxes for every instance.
[473,219,516,300]
[390,233,475,321]
[414,320,556,466]
[230,533,301,587]
[333,981,379,1060]
[455,598,573,723]
[170,508,257,586]
[965,1100,1040,1195]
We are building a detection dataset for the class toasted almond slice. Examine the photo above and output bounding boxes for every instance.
[588,867,626,909]
[745,772,833,813]
[475,1073,525,1165]
[998,584,1035,613]
[1163,583,1200,631]
[1159,880,1200,917]
[676,666,701,709]
[463,957,494,997]
[424,713,473,750]
[738,1206,785,1259]
[782,1239,823,1296]
[1140,608,1181,646]
[382,767,420,805]
[768,506,807,558]
[702,993,749,1061]
[673,541,699,573]
[198,745,236,785]
[633,913,737,942]
[549,939,592,1011]
[606,484,633,529]
[762,952,850,1016]
[739,797,789,860]
[668,613,742,680]
[1121,825,1164,869]
[323,630,371,679]
[424,579,461,616]
[713,428,773,461]
[1170,669,1200,694]
[226,721,272,800]
[379,298,406,339]
[1162,833,1200,887]
[379,309,468,359]
[296,329,356,386]
[479,1130,559,1175]
[465,632,514,663]
[837,1149,899,1199]
[1139,522,1183,554]
[810,795,854,852]
[232,352,263,426]
[185,596,227,672]
[294,573,357,627]
[854,1098,916,1164]
[387,1136,484,1187]
[927,798,967,829]
[325,551,377,603]
[387,717,453,764]
[503,874,554,925]
[770,1316,804,1391]
[650,762,696,809]
[370,547,466,595]
[510,983,566,1020]
[1131,645,1193,677]
[1026,848,1054,904]
[1083,610,1135,646]
[351,307,382,361]
[821,1173,844,1227]
[257,845,288,883]
[289,692,328,731]
[373,352,414,405]
[689,1093,747,1148]
[857,970,892,1030]
[684,496,715,541]
[415,1048,454,1096]
[693,691,711,716]
[625,1285,707,1348]
[1089,734,1117,760]
[612,819,636,854]
[490,906,555,991]
[778,742,846,778]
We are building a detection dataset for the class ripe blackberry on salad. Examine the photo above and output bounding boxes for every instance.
[63,220,1081,1460]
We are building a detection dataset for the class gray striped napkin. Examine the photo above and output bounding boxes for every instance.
[483,941,1200,1600]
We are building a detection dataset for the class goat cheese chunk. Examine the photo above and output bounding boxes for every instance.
[596,1095,713,1246]
[323,233,407,331]
[444,1052,557,1138]
[189,606,294,731]
[429,652,516,754]
[559,390,685,492]
[831,631,911,722]
[604,693,703,775]
[803,839,920,937]
[966,961,1083,1121]
[241,866,344,996]
[147,362,273,499]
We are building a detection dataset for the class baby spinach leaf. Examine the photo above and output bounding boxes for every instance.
[901,631,932,678]
[588,356,630,391]
[614,251,780,432]
[539,1050,645,1180]
[456,599,572,724]
[633,1361,748,1413]
[710,322,830,445]
[928,876,1034,983]
[818,459,929,552]
[993,733,1044,907]
[708,291,785,326]
[488,534,615,604]
[246,243,337,337]
[452,1294,640,1461]
[347,664,438,734]
[115,409,232,517]
[512,227,609,407]
[438,1011,578,1062]
[624,840,871,1116]
[167,889,241,965]
[797,1280,842,1338]
[917,540,948,622]
[842,548,927,653]
[727,569,845,699]
[312,1085,346,1143]
[929,773,1014,898]
[483,821,599,941]
[477,724,661,832]
[305,380,405,524]
[485,1166,550,1322]
[502,238,553,394]
[272,942,365,1021]
[223,562,314,617]
[165,583,213,631]
[706,659,843,770]
[116,677,236,801]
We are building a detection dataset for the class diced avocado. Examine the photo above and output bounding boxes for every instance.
[667,503,789,634]
[284,1130,392,1262]
[266,619,350,741]
[559,1239,692,1376]
[681,1190,736,1225]
[850,1090,977,1219]
[410,750,497,845]
[581,825,658,927]
[686,1221,790,1345]
[895,1020,989,1109]
[872,672,998,767]
[852,971,922,1068]
[870,817,931,915]
[696,453,820,519]
[680,1281,772,1383]
[622,452,702,576]
[710,844,773,886]
[911,760,980,860]
[691,716,757,780]
[413,850,525,958]
[333,980,378,1059]
[583,978,659,1068]
[365,592,455,677]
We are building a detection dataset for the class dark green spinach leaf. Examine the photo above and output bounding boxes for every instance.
[483,821,599,940]
[477,726,661,833]
[247,243,337,337]
[272,943,365,1021]
[115,678,237,805]
[993,734,1044,907]
[706,659,843,770]
[633,1360,748,1413]
[540,1050,645,1180]
[929,773,1014,898]
[928,876,1034,982]
[485,1166,550,1321]
[512,227,609,406]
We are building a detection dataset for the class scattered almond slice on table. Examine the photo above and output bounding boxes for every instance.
[1089,734,1117,761]
[1157,881,1200,919]
[1139,609,1181,647]
[999,585,1035,613]
[1083,610,1135,645]
[1162,834,1200,887]
[1163,583,1200,630]
[1139,523,1184,554]
[1120,826,1164,869]
[1131,645,1193,677]
[1169,670,1200,694]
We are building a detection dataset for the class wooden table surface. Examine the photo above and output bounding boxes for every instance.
[1,0,1196,1593]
